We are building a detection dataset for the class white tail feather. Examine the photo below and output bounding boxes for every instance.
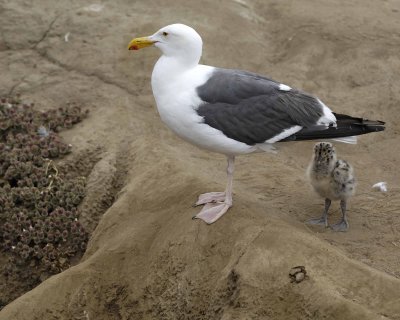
[331,136,358,144]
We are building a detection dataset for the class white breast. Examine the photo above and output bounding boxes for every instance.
[151,61,256,155]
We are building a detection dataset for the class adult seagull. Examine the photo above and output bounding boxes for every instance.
[128,24,385,224]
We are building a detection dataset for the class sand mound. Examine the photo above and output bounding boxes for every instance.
[0,0,399,319]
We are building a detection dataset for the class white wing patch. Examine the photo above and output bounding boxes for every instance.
[316,99,336,126]
[265,125,302,144]
[279,84,292,91]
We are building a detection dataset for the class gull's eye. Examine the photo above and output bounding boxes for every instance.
[162,31,168,36]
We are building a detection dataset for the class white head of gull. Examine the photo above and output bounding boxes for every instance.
[128,24,385,224]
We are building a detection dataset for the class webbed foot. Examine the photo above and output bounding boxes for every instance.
[330,219,349,232]
[306,216,329,228]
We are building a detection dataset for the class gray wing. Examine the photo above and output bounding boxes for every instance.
[196,68,325,145]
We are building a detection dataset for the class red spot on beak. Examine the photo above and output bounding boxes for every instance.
[129,45,139,50]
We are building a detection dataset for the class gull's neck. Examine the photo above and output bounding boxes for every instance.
[151,55,198,98]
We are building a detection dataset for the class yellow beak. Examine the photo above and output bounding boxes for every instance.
[128,37,155,50]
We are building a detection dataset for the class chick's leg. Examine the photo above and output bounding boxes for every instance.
[331,200,349,232]
[306,198,331,228]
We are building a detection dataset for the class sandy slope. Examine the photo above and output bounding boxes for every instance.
[0,0,399,319]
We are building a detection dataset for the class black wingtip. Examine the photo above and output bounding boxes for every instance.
[344,115,386,133]
[282,113,386,142]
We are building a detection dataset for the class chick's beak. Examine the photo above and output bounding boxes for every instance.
[128,36,155,50]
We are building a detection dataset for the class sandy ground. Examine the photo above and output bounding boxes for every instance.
[0,0,400,319]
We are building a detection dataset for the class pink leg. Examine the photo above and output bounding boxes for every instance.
[193,156,235,224]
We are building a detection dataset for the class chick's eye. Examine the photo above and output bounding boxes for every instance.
[162,31,168,36]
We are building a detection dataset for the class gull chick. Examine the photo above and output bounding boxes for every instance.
[306,142,356,231]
